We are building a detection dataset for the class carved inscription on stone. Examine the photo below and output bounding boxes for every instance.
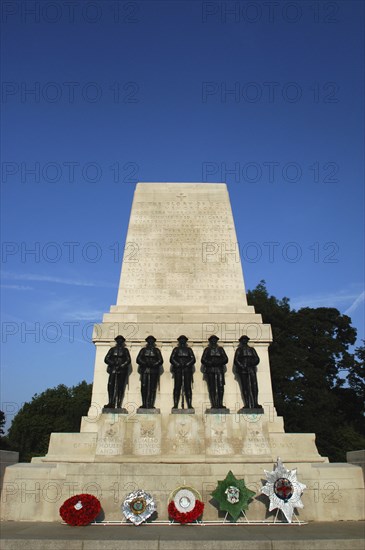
[205,417,234,456]
[117,185,246,306]
[166,415,200,455]
[241,422,271,456]
[96,418,124,456]
[132,419,161,456]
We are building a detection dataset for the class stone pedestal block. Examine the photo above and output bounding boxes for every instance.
[1,460,364,522]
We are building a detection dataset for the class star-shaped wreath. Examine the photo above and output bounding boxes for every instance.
[261,457,306,523]
[211,470,255,522]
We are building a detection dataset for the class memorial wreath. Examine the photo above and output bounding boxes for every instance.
[122,489,156,525]
[59,494,101,526]
[211,470,255,522]
[261,457,307,523]
[168,486,204,524]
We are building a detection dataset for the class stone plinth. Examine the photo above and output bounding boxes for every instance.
[0,451,19,492]
[347,450,365,479]
[42,413,325,464]
[1,460,364,522]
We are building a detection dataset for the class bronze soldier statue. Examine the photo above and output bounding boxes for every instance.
[104,335,131,409]
[234,335,262,410]
[170,335,196,409]
[137,335,163,409]
[201,335,228,409]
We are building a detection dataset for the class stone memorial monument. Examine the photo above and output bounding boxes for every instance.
[1,183,364,523]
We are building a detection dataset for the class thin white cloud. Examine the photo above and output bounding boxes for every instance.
[291,291,363,311]
[1,271,114,288]
[1,284,34,291]
[39,296,105,322]
[67,310,104,321]
[344,291,365,315]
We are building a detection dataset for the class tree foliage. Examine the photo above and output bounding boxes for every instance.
[247,281,365,462]
[7,381,92,462]
[0,410,11,450]
[0,410,5,436]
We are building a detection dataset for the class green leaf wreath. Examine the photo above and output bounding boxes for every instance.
[211,470,255,522]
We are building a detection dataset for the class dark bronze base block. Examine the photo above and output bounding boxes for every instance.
[102,407,128,414]
[238,407,264,414]
[205,408,230,414]
[137,407,161,414]
[171,408,195,414]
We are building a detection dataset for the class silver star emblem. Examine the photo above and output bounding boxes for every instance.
[261,457,306,523]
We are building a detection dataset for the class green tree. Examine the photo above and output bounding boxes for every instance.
[0,410,11,450]
[7,381,92,462]
[0,410,5,436]
[332,342,365,439]
[247,281,365,462]
[347,341,365,405]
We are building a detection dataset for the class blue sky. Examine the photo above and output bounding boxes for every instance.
[1,0,364,428]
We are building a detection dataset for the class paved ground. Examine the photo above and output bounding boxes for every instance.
[1,521,364,550]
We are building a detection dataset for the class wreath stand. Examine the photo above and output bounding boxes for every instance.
[168,518,203,526]
[223,509,250,524]
[272,508,304,524]
[203,507,307,526]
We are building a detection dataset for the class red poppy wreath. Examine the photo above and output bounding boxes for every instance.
[59,494,101,526]
[168,486,204,524]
